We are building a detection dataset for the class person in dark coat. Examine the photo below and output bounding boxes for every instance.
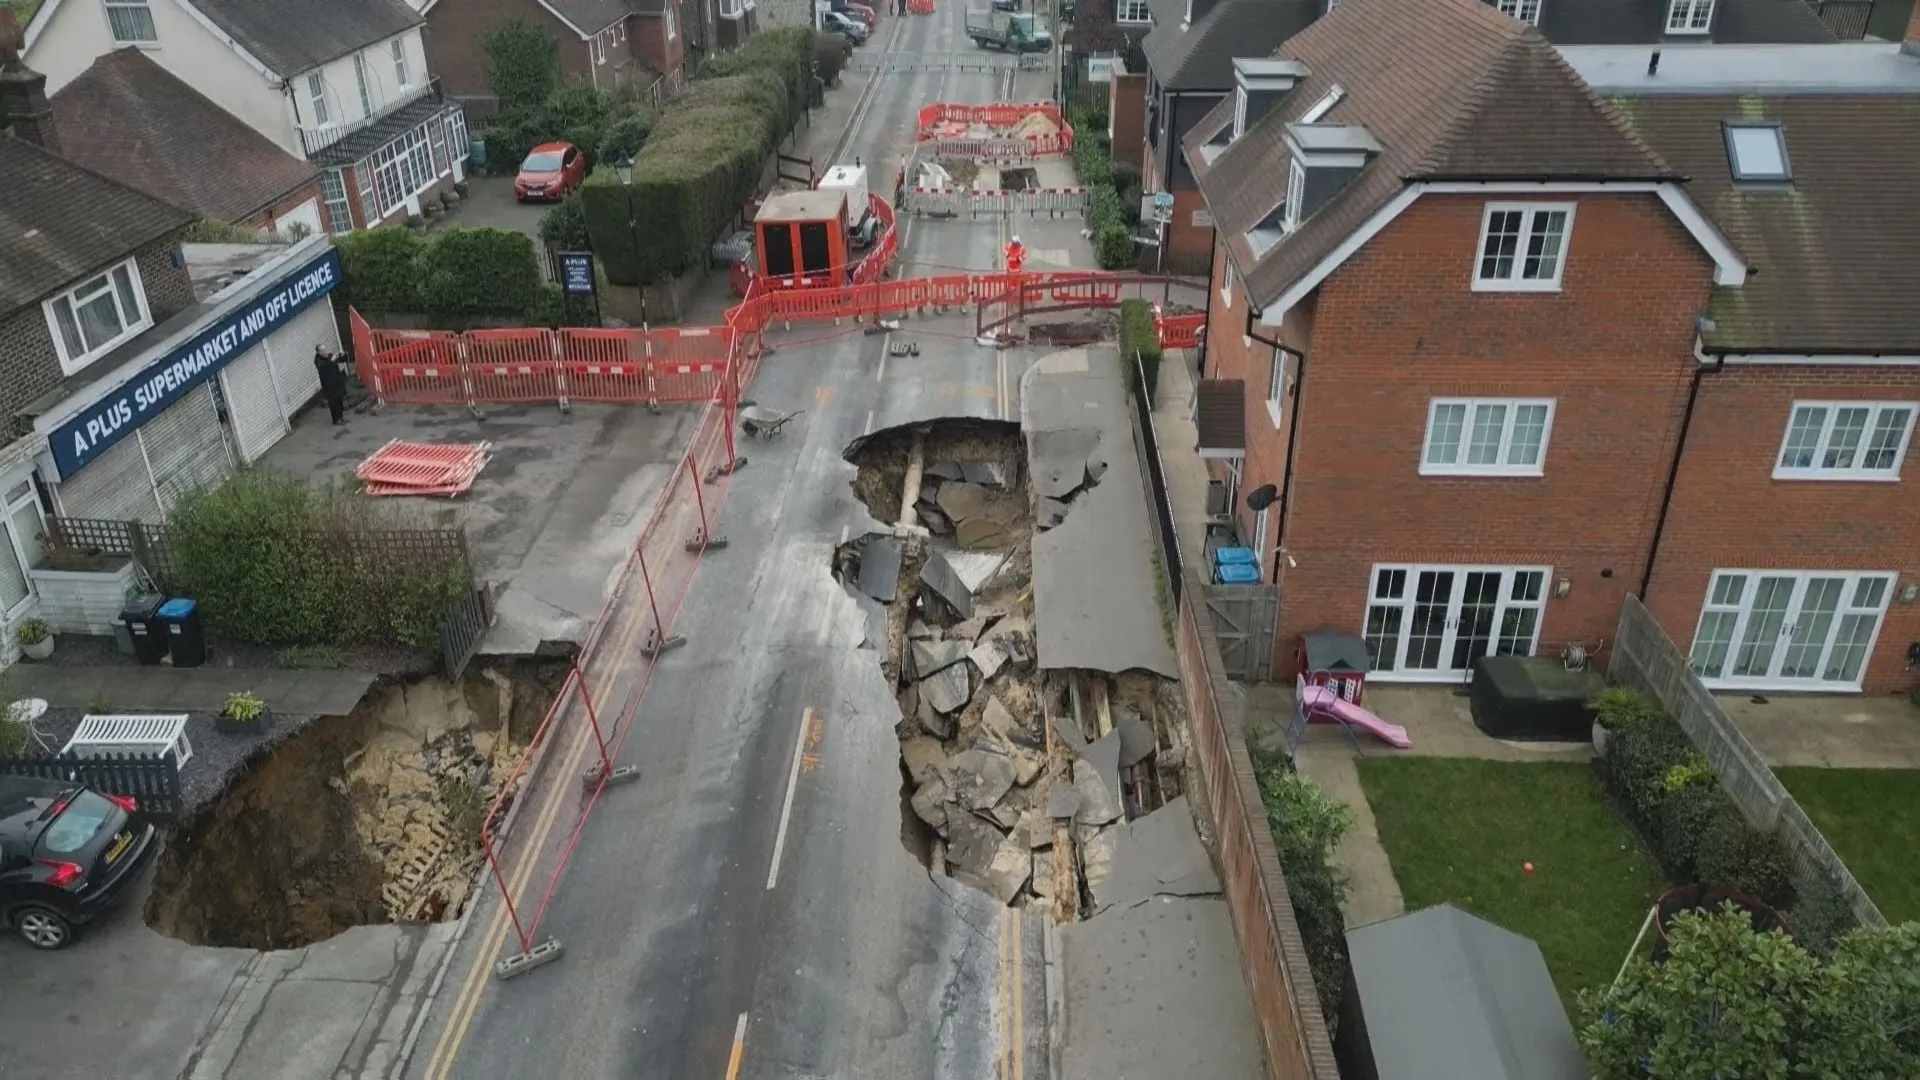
[314,345,349,425]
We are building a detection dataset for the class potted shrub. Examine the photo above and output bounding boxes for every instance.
[1589,685,1657,757]
[15,619,52,661]
[216,690,271,735]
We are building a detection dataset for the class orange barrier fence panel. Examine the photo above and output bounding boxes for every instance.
[374,362,470,405]
[558,327,643,366]
[561,361,650,403]
[469,361,562,403]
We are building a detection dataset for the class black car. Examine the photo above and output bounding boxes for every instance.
[1,776,159,949]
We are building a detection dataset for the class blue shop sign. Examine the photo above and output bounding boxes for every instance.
[49,247,341,478]
[558,251,595,295]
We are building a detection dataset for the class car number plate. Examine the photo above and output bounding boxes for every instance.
[104,831,133,864]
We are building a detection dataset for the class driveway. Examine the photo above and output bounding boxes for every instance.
[438,175,548,243]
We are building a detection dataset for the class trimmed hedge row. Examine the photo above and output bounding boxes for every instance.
[1117,297,1160,402]
[335,225,590,328]
[582,28,815,286]
[1593,687,1859,955]
[1069,106,1137,270]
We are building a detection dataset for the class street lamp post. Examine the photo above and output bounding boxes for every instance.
[612,152,650,332]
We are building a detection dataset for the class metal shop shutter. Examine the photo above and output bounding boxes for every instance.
[58,435,163,524]
[141,384,234,514]
[265,301,340,420]
[221,342,289,463]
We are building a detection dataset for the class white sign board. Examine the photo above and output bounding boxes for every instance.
[1192,209,1213,228]
[1088,57,1114,83]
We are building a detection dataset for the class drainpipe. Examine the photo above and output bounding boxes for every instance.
[1638,346,1724,599]
[1246,305,1299,587]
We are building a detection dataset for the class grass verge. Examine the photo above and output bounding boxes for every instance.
[1356,756,1663,1013]
[1775,766,1920,924]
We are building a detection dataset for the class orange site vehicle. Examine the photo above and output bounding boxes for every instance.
[728,163,898,297]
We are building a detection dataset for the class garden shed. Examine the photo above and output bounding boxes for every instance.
[1335,903,1589,1080]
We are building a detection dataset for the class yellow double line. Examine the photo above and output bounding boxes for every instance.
[422,549,660,1079]
[997,909,1026,1079]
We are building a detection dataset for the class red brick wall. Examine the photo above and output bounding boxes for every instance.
[1645,365,1920,696]
[1269,192,1712,675]
[426,2,584,114]
[1108,72,1146,174]
[634,8,686,80]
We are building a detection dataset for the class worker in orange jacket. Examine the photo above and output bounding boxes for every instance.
[1004,236,1027,274]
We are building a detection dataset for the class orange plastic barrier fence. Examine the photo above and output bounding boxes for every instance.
[914,101,1074,155]
[906,0,932,12]
[1154,307,1206,350]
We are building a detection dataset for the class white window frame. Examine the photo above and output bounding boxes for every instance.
[1283,158,1305,232]
[1221,258,1234,307]
[664,5,676,40]
[1472,202,1573,292]
[1688,569,1894,691]
[1493,0,1542,24]
[354,53,375,118]
[42,259,152,376]
[1363,564,1551,679]
[103,0,158,44]
[392,39,412,88]
[720,0,744,17]
[319,167,353,233]
[1772,401,1916,482]
[365,123,438,220]
[0,479,47,618]
[446,110,470,161]
[307,72,332,128]
[1116,0,1151,22]
[1421,397,1555,477]
[1265,348,1285,428]
[1666,0,1714,33]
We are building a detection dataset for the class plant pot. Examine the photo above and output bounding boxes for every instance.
[20,637,52,661]
[1592,721,1609,757]
[215,708,272,736]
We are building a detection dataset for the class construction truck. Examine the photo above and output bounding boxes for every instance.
[966,9,1051,53]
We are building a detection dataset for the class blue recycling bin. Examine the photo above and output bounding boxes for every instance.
[1213,546,1257,567]
[1215,562,1260,585]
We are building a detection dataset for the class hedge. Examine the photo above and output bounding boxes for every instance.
[1117,297,1160,402]
[334,226,549,325]
[582,27,815,286]
[1069,106,1137,270]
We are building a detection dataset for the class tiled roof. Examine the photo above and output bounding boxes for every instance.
[190,0,423,77]
[0,136,193,314]
[1141,0,1319,92]
[1186,0,1673,309]
[1619,93,1920,354]
[1539,0,1836,45]
[49,49,318,225]
[546,0,638,35]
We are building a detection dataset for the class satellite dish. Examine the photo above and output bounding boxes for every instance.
[1246,484,1278,511]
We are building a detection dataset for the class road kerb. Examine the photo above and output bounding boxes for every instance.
[1043,918,1066,1080]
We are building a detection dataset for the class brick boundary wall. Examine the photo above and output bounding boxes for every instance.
[1609,595,1886,928]
[1176,567,1341,1080]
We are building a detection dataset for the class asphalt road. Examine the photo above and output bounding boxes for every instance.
[411,16,1057,1080]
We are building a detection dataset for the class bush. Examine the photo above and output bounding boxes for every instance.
[585,27,813,285]
[1118,297,1160,400]
[334,227,425,312]
[166,472,467,647]
[539,191,592,252]
[1251,744,1353,1026]
[545,77,619,168]
[814,31,849,85]
[416,227,544,320]
[1070,106,1136,270]
[482,16,561,111]
[598,111,655,165]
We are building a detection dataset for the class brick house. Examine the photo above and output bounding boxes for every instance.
[1133,0,1837,275]
[50,49,324,237]
[424,0,752,119]
[24,0,468,233]
[1183,0,1920,697]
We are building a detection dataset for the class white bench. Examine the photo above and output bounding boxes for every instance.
[61,714,194,768]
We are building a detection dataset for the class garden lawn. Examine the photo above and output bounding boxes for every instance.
[1776,767,1920,924]
[1356,757,1663,1012]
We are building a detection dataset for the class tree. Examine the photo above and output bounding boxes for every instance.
[481,16,561,111]
[1578,907,1920,1079]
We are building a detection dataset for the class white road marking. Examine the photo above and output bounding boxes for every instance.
[876,350,888,382]
[766,707,814,890]
[839,524,849,545]
[864,408,875,434]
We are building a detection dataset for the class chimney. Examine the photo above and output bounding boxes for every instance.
[1905,0,1920,57]
[0,10,61,154]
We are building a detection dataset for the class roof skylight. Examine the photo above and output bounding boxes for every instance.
[1724,122,1790,182]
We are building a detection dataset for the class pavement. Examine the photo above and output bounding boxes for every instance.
[263,400,699,654]
[7,662,374,716]
[1023,346,1179,678]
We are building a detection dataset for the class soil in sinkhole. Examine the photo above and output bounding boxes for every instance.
[144,659,566,951]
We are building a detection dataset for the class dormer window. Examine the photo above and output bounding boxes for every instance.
[1724,122,1790,182]
[1490,0,1542,25]
[1666,0,1713,33]
[1231,58,1308,141]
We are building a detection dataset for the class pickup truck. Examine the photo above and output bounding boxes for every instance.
[966,10,1052,53]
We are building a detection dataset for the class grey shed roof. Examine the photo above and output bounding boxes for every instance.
[1345,904,1588,1080]
[190,0,424,77]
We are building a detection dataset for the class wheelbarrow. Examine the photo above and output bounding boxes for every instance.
[740,405,803,440]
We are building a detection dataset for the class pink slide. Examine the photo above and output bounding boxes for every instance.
[1300,683,1413,749]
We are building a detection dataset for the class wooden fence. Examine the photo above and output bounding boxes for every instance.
[47,516,471,591]
[0,752,182,818]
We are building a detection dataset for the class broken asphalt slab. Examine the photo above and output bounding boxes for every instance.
[1088,796,1221,913]
[855,534,904,603]
[918,548,976,619]
[1070,729,1123,827]
[1021,348,1179,678]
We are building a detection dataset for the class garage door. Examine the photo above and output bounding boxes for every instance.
[221,343,288,463]
[142,385,233,514]
[57,435,163,524]
[266,301,338,419]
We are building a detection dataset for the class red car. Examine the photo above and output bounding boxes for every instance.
[835,0,876,26]
[514,141,587,202]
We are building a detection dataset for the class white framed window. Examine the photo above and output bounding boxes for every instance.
[1364,564,1550,678]
[446,110,470,161]
[1265,348,1285,428]
[1492,0,1542,24]
[1666,0,1713,33]
[1221,257,1234,306]
[720,0,744,17]
[319,168,353,233]
[1474,203,1572,291]
[103,0,157,44]
[1724,123,1789,182]
[365,123,438,220]
[307,72,332,128]
[1299,84,1344,124]
[1283,158,1305,232]
[392,39,412,88]
[354,53,376,117]
[665,4,676,40]
[1689,570,1893,690]
[0,479,47,617]
[1117,0,1151,22]
[1421,398,1554,476]
[43,260,151,375]
[1773,401,1916,481]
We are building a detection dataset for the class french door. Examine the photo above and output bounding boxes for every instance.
[1688,570,1894,691]
[1363,564,1550,680]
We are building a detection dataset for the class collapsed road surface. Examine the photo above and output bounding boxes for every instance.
[408,18,1062,1080]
